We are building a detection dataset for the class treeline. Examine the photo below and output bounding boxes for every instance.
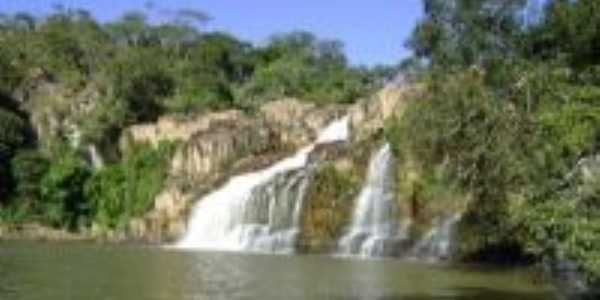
[387,0,600,282]
[0,7,390,231]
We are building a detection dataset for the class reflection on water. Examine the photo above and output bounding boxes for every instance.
[0,241,559,300]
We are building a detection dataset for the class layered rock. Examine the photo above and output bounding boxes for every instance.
[260,98,344,147]
[128,188,190,242]
[349,84,422,142]
[13,70,103,151]
[123,85,420,243]
[0,223,89,241]
[298,143,363,253]
[123,110,247,147]
[169,118,271,184]
[127,99,342,241]
[11,71,110,169]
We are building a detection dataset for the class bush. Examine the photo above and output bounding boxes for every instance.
[386,70,530,256]
[10,150,49,209]
[300,163,360,251]
[0,108,28,202]
[84,142,175,229]
[386,62,600,280]
[39,149,91,229]
[0,108,27,160]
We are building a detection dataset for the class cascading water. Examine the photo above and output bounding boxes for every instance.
[175,116,349,252]
[410,213,462,261]
[338,143,409,257]
[87,144,105,170]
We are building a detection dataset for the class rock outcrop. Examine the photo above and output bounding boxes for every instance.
[298,142,364,253]
[126,98,343,241]
[13,70,103,151]
[0,223,89,241]
[260,98,344,147]
[120,85,418,243]
[128,188,190,242]
[349,84,422,142]
[169,117,271,184]
[123,110,247,147]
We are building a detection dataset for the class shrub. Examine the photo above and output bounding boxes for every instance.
[84,142,175,229]
[39,149,91,229]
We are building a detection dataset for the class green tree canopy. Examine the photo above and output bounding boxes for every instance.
[408,0,528,68]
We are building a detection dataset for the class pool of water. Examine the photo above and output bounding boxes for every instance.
[0,241,558,300]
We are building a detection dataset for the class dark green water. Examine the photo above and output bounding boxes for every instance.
[0,241,557,300]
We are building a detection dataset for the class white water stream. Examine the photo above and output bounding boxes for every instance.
[176,116,349,252]
[338,143,409,257]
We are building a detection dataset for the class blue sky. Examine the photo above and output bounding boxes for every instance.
[0,1,423,66]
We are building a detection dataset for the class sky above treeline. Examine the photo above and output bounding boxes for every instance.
[0,0,423,66]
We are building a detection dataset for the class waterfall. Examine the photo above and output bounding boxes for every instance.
[87,144,105,170]
[338,143,408,257]
[410,213,462,261]
[175,116,349,252]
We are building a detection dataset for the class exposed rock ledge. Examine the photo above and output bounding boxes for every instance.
[349,84,423,142]
[0,86,418,243]
[122,86,419,242]
[0,223,90,241]
[123,98,345,242]
[0,86,411,243]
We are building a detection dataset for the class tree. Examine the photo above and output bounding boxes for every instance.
[150,23,197,49]
[105,11,148,46]
[84,143,174,229]
[529,0,600,67]
[0,108,28,202]
[407,0,528,68]
[173,8,211,27]
[236,31,374,108]
[34,8,110,84]
[5,12,36,32]
[10,150,49,208]
[108,48,174,122]
[40,150,90,228]
[0,51,21,93]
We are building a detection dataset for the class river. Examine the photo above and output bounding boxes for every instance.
[0,241,558,300]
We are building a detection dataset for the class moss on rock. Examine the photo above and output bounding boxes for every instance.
[298,163,359,252]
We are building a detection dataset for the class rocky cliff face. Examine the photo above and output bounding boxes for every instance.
[297,142,363,253]
[349,84,422,142]
[123,110,247,147]
[125,98,345,241]
[260,98,345,147]
[122,85,417,243]
[12,70,107,166]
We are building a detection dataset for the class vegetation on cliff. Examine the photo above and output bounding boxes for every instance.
[300,161,360,252]
[386,0,600,282]
[84,142,176,230]
[0,7,387,234]
[2,0,598,286]
[1,142,175,231]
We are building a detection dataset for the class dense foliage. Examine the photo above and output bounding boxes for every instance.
[0,7,383,232]
[84,142,175,229]
[387,0,600,282]
[1,142,174,231]
[0,107,29,202]
[39,149,91,228]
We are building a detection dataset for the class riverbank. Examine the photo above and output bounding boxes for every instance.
[0,240,558,300]
[0,222,152,243]
[0,223,92,241]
